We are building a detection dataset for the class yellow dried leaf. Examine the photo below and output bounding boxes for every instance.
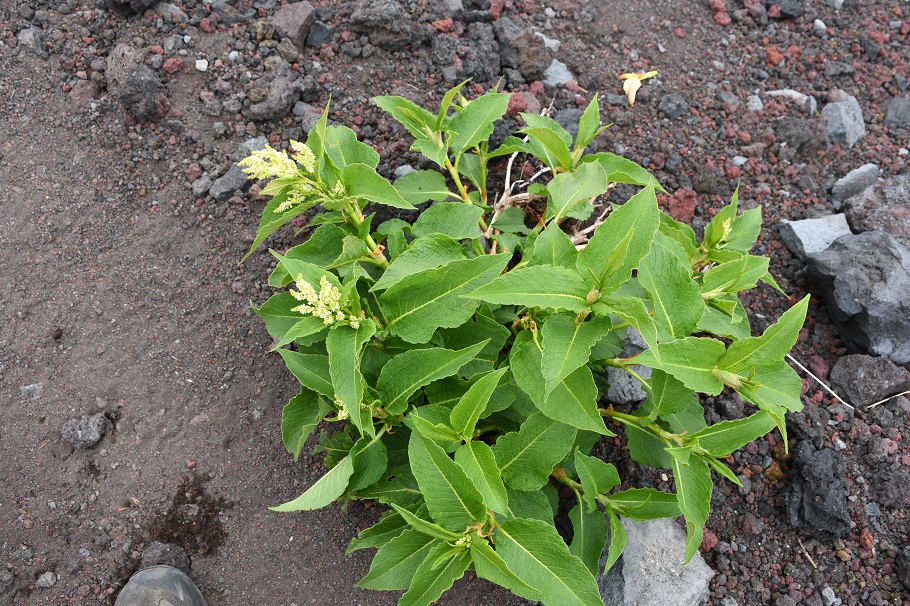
[618,70,659,106]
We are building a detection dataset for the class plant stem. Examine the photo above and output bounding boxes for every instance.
[601,358,652,392]
[600,407,687,446]
[344,201,388,269]
[445,158,472,204]
[552,467,584,491]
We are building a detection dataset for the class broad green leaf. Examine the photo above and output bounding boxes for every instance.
[505,487,556,522]
[574,94,603,152]
[306,102,330,177]
[269,223,349,286]
[658,211,699,260]
[377,218,409,259]
[374,96,437,142]
[575,450,620,512]
[348,431,388,491]
[725,206,762,252]
[652,393,709,435]
[253,292,314,338]
[495,518,603,606]
[491,206,532,235]
[411,136,449,168]
[696,302,752,341]
[277,351,333,398]
[470,538,542,601]
[466,264,592,312]
[546,161,609,223]
[718,295,810,373]
[281,390,329,461]
[690,411,775,457]
[529,225,579,270]
[436,308,511,378]
[510,333,611,435]
[521,113,573,146]
[494,412,577,490]
[577,185,660,294]
[382,254,511,343]
[347,509,409,554]
[700,254,770,298]
[450,368,509,439]
[327,320,377,435]
[580,152,664,191]
[272,251,342,290]
[625,422,673,469]
[314,429,354,468]
[342,163,416,210]
[270,455,354,511]
[393,170,455,205]
[390,504,461,541]
[522,126,574,170]
[457,150,483,190]
[487,136,533,159]
[642,369,695,422]
[634,337,727,395]
[378,341,488,414]
[638,233,705,340]
[608,488,680,521]
[448,92,511,153]
[410,202,484,240]
[703,189,740,249]
[597,294,660,351]
[406,410,460,445]
[455,441,511,516]
[671,455,712,562]
[408,429,487,531]
[356,474,423,505]
[324,125,380,169]
[399,543,471,606]
[737,361,804,444]
[568,502,609,575]
[357,529,438,590]
[242,184,315,261]
[541,314,613,397]
[436,80,469,129]
[371,234,465,292]
[603,509,626,573]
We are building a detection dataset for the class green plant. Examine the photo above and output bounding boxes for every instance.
[241,84,807,606]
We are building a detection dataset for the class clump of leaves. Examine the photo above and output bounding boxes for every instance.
[242,83,807,606]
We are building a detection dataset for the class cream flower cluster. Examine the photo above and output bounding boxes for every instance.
[275,182,317,213]
[290,274,361,328]
[290,140,316,173]
[237,145,298,181]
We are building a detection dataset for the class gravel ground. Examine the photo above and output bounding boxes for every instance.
[1,0,908,604]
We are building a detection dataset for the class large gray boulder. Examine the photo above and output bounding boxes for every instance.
[831,163,877,209]
[842,174,910,249]
[243,60,306,123]
[829,355,910,409]
[779,214,852,260]
[271,1,316,52]
[821,95,865,147]
[598,518,714,606]
[349,0,432,51]
[494,17,552,81]
[806,230,910,364]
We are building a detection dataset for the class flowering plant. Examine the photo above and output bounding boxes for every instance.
[242,85,807,606]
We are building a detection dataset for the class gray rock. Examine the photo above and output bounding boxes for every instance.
[0,570,19,606]
[872,470,910,508]
[201,99,223,117]
[244,63,305,122]
[555,109,584,140]
[108,0,156,13]
[461,22,501,82]
[271,1,315,52]
[776,117,829,157]
[606,329,651,405]
[806,231,910,364]
[494,17,551,81]
[119,66,168,122]
[394,164,417,178]
[831,163,878,208]
[829,355,910,409]
[658,94,689,119]
[824,61,855,78]
[777,0,805,18]
[20,382,43,400]
[897,547,910,591]
[305,21,334,47]
[16,27,47,58]
[140,541,191,573]
[152,3,188,23]
[598,518,714,606]
[785,441,850,538]
[192,174,213,197]
[813,19,827,35]
[779,215,852,260]
[842,174,910,248]
[826,0,844,8]
[105,44,144,97]
[210,137,269,201]
[36,572,56,589]
[884,97,910,127]
[821,96,865,147]
[746,95,764,112]
[429,0,463,17]
[61,413,112,450]
[543,60,574,88]
[349,0,431,51]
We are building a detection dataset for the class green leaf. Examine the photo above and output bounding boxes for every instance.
[528,225,578,270]
[597,294,660,351]
[272,251,342,290]
[436,308,511,378]
[411,136,449,168]
[696,301,752,341]
[281,390,329,461]
[342,163,416,210]
[737,361,804,444]
[277,350,334,398]
[577,185,660,294]
[470,538,542,601]
[378,341,489,414]
[390,504,461,541]
[314,429,354,468]
[491,206,532,235]
[382,254,510,343]
[408,429,488,531]
[522,127,574,170]
[457,150,483,190]
[306,102,330,177]
[718,295,810,373]
[450,367,509,439]
[349,431,389,491]
[700,254,770,298]
[399,543,471,606]
[495,517,603,606]
[580,152,664,191]
[521,113,573,147]
[568,502,609,576]
[324,125,380,169]
[466,264,592,312]
[603,509,626,573]
[448,92,511,153]
[541,314,613,397]
[436,81,469,129]
[377,218,409,259]
[374,96,437,142]
[270,455,354,512]
[455,441,511,516]
[690,411,776,457]
[371,234,465,292]
[634,337,727,395]
[671,455,712,563]
[406,410,460,444]
[510,333,612,435]
[253,292,313,338]
[625,422,673,469]
[642,369,695,422]
[546,161,609,223]
[608,488,680,521]
[269,223,350,286]
[494,412,577,490]
[505,487,556,522]
[638,233,705,340]
[393,170,455,205]
[410,202,484,240]
[575,450,621,512]
[347,508,409,554]
[326,321,377,435]
[242,192,315,262]
[574,94,603,152]
[357,529,438,590]
[658,212,699,260]
[725,206,762,252]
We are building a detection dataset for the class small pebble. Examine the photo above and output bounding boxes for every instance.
[195,59,208,72]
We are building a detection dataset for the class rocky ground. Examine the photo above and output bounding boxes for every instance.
[1,0,909,604]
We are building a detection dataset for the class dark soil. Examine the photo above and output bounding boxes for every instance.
[1,0,908,605]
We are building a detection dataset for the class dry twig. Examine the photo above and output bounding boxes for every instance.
[786,353,854,410]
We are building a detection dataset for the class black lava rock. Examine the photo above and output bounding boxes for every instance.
[785,441,851,538]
